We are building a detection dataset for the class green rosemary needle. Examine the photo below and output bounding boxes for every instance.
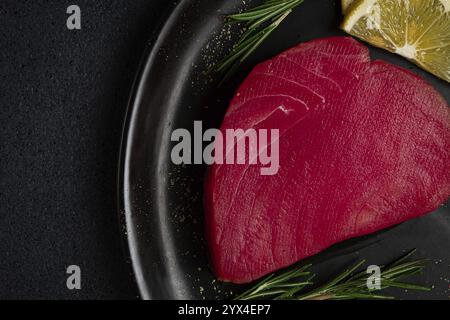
[215,0,305,81]
[234,263,314,300]
[235,249,431,300]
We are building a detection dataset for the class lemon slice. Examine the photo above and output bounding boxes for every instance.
[341,0,355,13]
[341,0,450,82]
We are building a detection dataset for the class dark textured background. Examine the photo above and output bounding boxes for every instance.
[0,0,174,299]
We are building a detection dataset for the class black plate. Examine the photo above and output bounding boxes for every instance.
[118,0,450,300]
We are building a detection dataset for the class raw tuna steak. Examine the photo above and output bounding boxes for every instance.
[205,37,450,284]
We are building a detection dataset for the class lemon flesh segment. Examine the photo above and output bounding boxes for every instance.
[342,0,355,13]
[341,0,450,83]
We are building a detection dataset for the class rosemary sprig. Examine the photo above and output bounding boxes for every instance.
[215,0,305,81]
[235,249,431,300]
[234,263,314,300]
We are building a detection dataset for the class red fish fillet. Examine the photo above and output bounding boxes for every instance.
[205,37,450,284]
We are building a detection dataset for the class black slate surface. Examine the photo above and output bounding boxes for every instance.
[0,0,173,299]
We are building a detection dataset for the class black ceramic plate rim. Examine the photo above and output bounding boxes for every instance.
[118,1,186,300]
